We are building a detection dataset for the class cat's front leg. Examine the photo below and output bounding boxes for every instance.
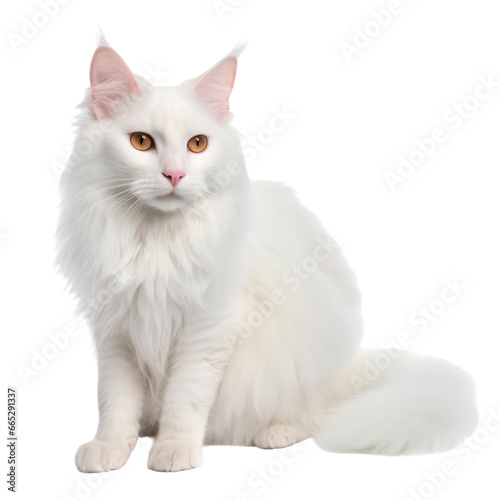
[148,321,231,472]
[76,336,145,472]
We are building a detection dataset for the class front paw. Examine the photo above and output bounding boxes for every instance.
[148,439,202,472]
[75,436,135,473]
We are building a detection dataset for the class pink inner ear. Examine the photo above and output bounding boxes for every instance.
[90,47,139,119]
[193,56,237,122]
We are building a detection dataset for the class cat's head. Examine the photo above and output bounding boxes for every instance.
[71,43,247,215]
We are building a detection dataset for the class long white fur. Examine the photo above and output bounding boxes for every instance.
[57,43,478,473]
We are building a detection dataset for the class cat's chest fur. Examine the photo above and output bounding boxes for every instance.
[89,201,247,377]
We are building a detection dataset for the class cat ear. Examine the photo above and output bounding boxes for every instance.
[89,46,140,120]
[190,45,244,122]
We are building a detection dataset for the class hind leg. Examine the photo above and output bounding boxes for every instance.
[252,423,310,449]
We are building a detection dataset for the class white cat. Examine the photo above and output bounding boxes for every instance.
[56,40,478,473]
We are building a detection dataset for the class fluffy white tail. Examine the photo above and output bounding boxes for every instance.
[314,349,478,455]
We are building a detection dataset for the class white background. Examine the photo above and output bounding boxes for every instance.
[2,0,500,499]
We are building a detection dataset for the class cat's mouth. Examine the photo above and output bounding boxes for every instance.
[147,189,187,213]
[155,191,180,199]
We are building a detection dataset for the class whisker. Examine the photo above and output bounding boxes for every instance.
[65,188,134,233]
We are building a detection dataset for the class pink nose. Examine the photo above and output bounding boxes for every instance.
[163,171,185,188]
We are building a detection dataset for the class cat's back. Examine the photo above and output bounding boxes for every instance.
[247,179,362,311]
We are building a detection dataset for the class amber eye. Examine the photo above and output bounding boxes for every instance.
[130,132,155,151]
[187,135,208,153]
